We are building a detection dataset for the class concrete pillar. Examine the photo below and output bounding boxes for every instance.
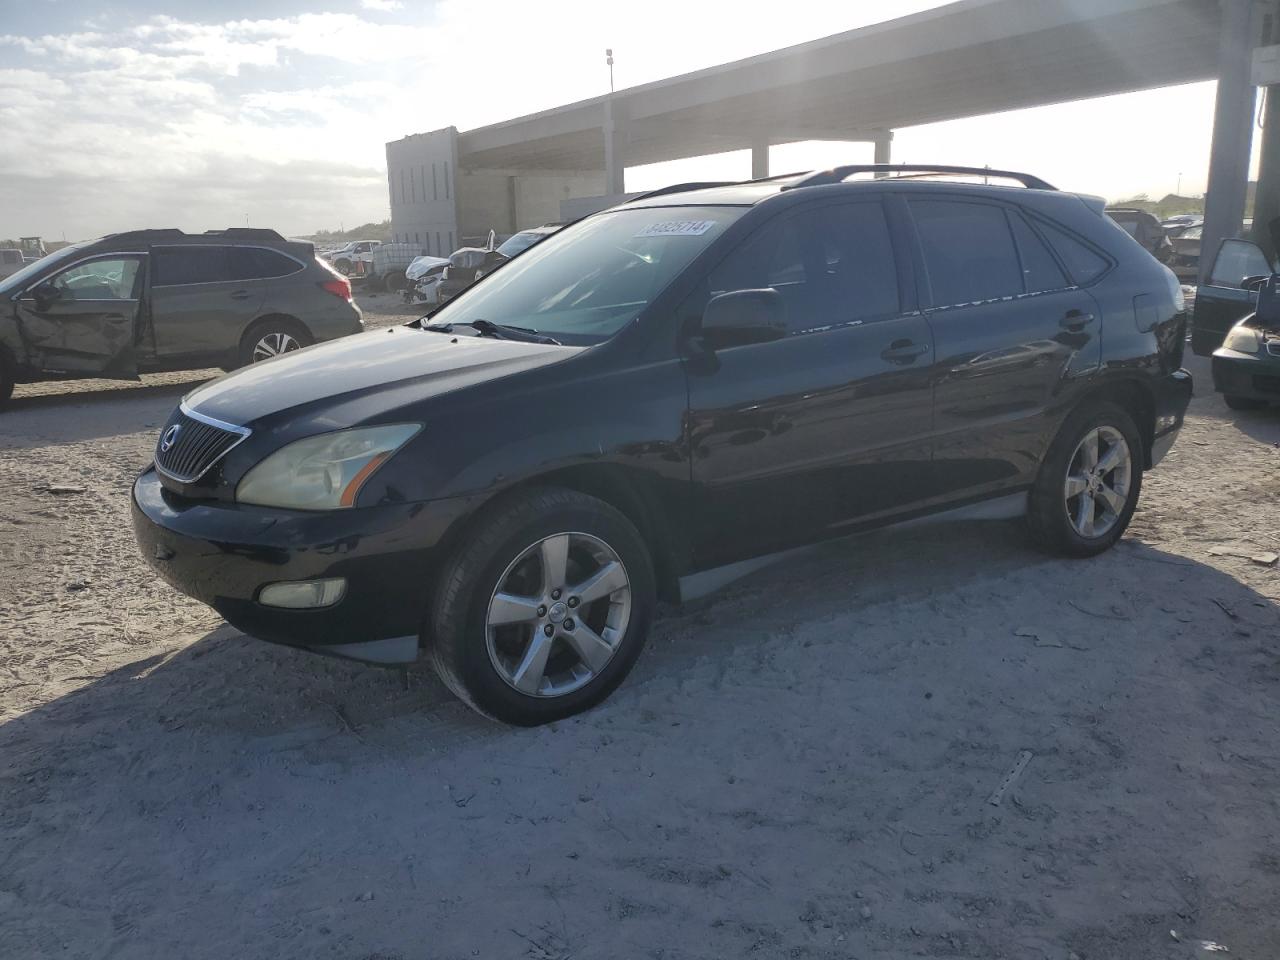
[1200,0,1259,284]
[873,130,893,165]
[1251,84,1280,263]
[604,98,629,197]
[751,136,770,179]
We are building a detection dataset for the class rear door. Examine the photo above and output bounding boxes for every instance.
[148,245,266,361]
[1191,239,1274,355]
[907,197,1103,500]
[684,198,936,568]
[13,254,144,378]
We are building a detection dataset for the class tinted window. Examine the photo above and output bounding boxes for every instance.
[1009,212,1068,293]
[153,247,228,286]
[706,202,899,333]
[1037,220,1110,285]
[1209,238,1273,289]
[910,200,1022,306]
[49,257,141,301]
[226,247,301,281]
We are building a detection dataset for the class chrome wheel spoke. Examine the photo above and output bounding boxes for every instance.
[1064,473,1088,498]
[540,534,570,594]
[1096,442,1125,475]
[562,622,614,672]
[489,592,542,625]
[1079,430,1099,470]
[569,561,627,605]
[1074,490,1095,537]
[1098,484,1127,516]
[1065,424,1131,539]
[510,633,553,694]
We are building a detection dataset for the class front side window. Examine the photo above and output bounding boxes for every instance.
[703,201,900,334]
[1209,238,1273,289]
[910,199,1023,307]
[152,247,229,286]
[48,257,141,301]
[427,205,746,345]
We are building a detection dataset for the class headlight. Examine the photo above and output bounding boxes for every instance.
[1223,325,1262,354]
[236,424,421,510]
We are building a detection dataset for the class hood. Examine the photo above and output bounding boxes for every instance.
[405,255,449,281]
[184,325,581,426]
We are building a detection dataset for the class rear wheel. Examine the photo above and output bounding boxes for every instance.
[0,351,14,409]
[1224,394,1267,411]
[238,317,312,368]
[428,488,656,725]
[334,257,353,276]
[1028,401,1143,558]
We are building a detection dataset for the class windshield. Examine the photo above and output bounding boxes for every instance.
[427,206,743,345]
[0,242,88,296]
[496,231,548,258]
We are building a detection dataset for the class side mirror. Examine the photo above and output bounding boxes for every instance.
[700,288,788,349]
[1244,275,1271,293]
[31,280,61,308]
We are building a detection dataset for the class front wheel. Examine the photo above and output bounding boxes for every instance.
[1027,401,1143,558]
[428,488,656,725]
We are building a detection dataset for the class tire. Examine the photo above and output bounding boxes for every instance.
[384,270,407,292]
[1027,400,1143,558]
[428,487,656,725]
[334,258,353,276]
[0,351,14,410]
[1224,394,1267,411]
[237,317,312,368]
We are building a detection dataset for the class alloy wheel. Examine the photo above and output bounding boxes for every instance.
[252,332,300,363]
[485,532,632,697]
[1064,425,1133,538]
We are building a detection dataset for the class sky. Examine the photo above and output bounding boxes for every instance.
[0,0,1262,240]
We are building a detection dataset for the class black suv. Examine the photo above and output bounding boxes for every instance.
[132,165,1192,725]
[0,228,363,406]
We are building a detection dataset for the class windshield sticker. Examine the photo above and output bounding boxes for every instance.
[633,219,717,238]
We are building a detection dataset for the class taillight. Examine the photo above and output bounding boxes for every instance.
[321,278,352,301]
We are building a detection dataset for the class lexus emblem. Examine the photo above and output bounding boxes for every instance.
[159,424,181,453]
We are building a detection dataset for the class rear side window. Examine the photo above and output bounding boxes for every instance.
[1036,220,1110,285]
[909,200,1022,306]
[1008,212,1068,293]
[707,201,900,333]
[227,247,302,281]
[152,247,228,286]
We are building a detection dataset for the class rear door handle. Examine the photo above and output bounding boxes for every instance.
[880,339,930,364]
[1060,310,1095,330]
[230,290,251,301]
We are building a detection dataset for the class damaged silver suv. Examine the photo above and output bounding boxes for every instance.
[0,228,363,407]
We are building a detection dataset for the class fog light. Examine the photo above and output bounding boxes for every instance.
[1156,414,1178,432]
[259,578,347,609]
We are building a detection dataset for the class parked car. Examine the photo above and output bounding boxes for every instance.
[1210,272,1280,409]
[437,225,561,303]
[132,165,1191,725]
[1192,231,1278,355]
[0,228,362,407]
[0,249,24,280]
[1169,224,1203,280]
[1106,207,1173,263]
[404,254,450,304]
[363,241,422,291]
[324,239,381,275]
[1161,214,1202,239]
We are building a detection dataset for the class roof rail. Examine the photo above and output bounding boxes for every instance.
[625,181,739,203]
[782,164,1057,191]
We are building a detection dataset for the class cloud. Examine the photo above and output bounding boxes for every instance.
[360,0,405,10]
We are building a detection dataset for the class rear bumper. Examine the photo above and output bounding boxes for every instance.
[131,467,471,661]
[1149,368,1193,467]
[1211,350,1280,402]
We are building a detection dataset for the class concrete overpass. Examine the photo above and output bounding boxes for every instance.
[387,0,1273,275]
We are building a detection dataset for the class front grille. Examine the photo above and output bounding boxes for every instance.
[154,408,250,483]
[1266,339,1280,358]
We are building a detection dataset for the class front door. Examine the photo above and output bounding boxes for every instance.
[13,254,144,379]
[1192,238,1274,355]
[906,198,1103,500]
[148,245,266,362]
[683,199,936,569]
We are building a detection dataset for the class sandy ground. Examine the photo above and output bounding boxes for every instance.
[1,299,1278,959]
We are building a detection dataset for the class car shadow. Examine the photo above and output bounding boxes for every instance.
[3,377,213,446]
[4,529,1278,957]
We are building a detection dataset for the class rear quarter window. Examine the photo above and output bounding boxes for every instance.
[1035,219,1111,285]
[227,247,303,281]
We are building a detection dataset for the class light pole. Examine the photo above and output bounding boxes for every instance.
[605,48,614,93]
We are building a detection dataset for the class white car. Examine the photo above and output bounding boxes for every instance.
[404,254,450,304]
[324,240,381,275]
[0,249,23,280]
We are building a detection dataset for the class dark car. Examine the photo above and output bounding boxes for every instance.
[1210,270,1280,409]
[132,165,1192,725]
[1106,207,1174,264]
[1191,235,1277,355]
[436,225,561,303]
[0,228,363,407]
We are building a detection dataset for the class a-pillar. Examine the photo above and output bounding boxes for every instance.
[1200,0,1260,283]
[751,136,770,179]
[604,97,629,197]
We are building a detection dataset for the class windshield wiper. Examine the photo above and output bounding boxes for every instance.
[426,319,561,345]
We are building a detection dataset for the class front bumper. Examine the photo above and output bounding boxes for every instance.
[131,467,471,661]
[1149,367,1193,467]
[1212,349,1280,403]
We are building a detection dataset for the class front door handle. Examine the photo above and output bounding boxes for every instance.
[230,290,251,301]
[1059,310,1095,331]
[880,339,929,364]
